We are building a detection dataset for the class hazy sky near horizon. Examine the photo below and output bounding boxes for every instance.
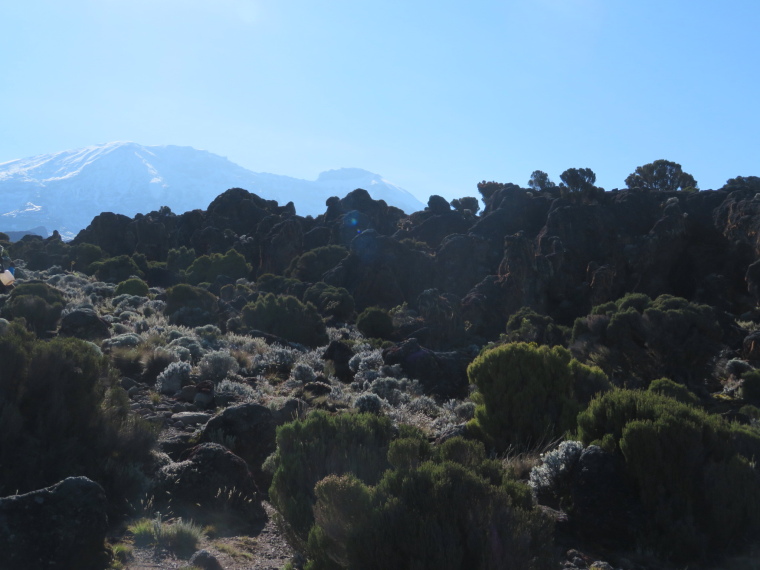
[2,0,758,202]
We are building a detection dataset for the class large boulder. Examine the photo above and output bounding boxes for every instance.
[322,340,355,383]
[382,338,471,399]
[405,211,473,249]
[72,211,135,256]
[435,233,501,296]
[153,443,264,525]
[197,400,306,490]
[0,476,109,570]
[258,217,304,275]
[324,230,436,310]
[58,308,111,341]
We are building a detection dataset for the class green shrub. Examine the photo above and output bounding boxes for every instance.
[356,306,393,339]
[8,233,70,270]
[647,377,700,406]
[303,282,355,322]
[286,245,349,282]
[164,284,219,327]
[467,342,610,450]
[167,246,196,272]
[241,293,327,347]
[739,404,760,420]
[115,277,150,297]
[185,248,251,285]
[741,369,760,404]
[572,293,723,387]
[0,322,156,520]
[69,242,106,273]
[576,389,760,562]
[255,273,306,296]
[268,411,396,541]
[305,436,553,570]
[90,255,144,283]
[1,281,65,335]
[504,307,568,346]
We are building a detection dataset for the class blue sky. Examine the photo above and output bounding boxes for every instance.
[2,0,758,202]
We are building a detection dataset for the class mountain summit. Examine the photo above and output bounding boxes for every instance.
[0,142,425,239]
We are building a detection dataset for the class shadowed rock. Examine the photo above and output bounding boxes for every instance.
[0,476,109,570]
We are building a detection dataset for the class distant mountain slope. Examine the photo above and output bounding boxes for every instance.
[0,142,425,239]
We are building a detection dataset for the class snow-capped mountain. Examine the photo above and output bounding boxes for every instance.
[0,142,425,239]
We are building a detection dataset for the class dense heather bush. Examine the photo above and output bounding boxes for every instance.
[89,254,144,283]
[1,281,65,335]
[576,389,760,562]
[0,322,156,519]
[468,342,610,450]
[184,248,251,285]
[268,411,396,540]
[306,436,553,570]
[356,306,394,339]
[504,306,568,346]
[114,277,150,297]
[71,242,106,270]
[164,283,219,328]
[647,377,700,406]
[572,293,723,387]
[303,282,355,322]
[255,273,305,296]
[286,245,349,282]
[242,293,328,347]
[166,246,196,272]
[741,369,760,404]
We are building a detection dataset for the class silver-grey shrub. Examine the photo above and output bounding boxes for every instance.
[529,440,584,506]
[217,379,257,402]
[168,336,204,362]
[291,363,318,383]
[407,395,441,417]
[194,324,223,350]
[199,350,240,383]
[102,333,143,350]
[355,393,383,414]
[156,361,192,395]
[348,349,384,374]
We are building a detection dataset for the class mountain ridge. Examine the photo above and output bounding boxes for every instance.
[0,142,425,239]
